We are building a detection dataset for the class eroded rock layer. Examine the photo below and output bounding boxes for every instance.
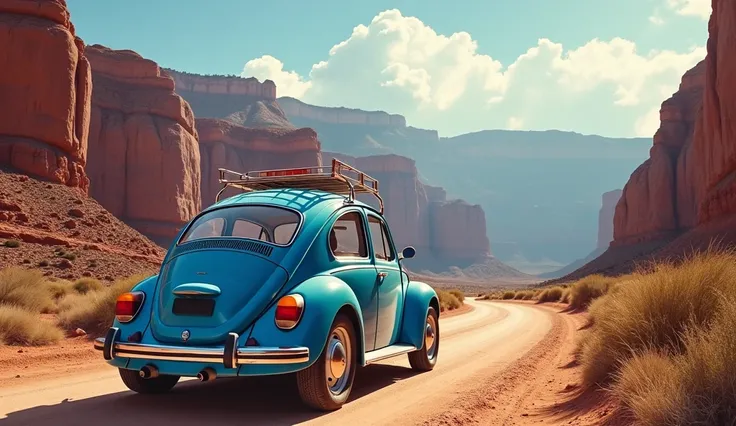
[0,0,91,191]
[86,45,201,244]
[198,119,322,205]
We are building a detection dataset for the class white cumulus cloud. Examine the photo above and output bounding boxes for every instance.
[667,0,712,20]
[241,9,706,138]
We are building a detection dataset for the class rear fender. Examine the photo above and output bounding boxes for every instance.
[108,275,159,368]
[243,275,365,375]
[399,280,439,349]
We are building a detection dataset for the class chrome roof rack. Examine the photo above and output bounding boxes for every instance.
[216,158,384,214]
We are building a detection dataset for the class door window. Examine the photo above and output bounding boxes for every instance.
[367,216,395,261]
[329,211,368,258]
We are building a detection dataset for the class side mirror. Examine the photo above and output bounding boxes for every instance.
[399,246,416,260]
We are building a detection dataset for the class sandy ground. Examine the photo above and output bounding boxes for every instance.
[0,299,623,426]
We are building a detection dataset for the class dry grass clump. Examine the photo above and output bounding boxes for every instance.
[0,306,64,345]
[72,278,103,295]
[57,274,147,336]
[436,289,463,312]
[578,248,736,425]
[501,291,516,300]
[560,288,571,303]
[567,274,617,310]
[536,286,564,303]
[449,289,465,303]
[0,267,56,313]
[513,290,534,300]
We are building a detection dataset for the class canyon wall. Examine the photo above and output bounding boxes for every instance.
[165,69,279,120]
[612,61,706,245]
[598,189,622,249]
[324,151,491,269]
[614,0,736,247]
[86,45,201,244]
[198,119,322,205]
[0,0,91,191]
[279,97,407,128]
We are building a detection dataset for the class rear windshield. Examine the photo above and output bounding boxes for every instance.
[179,205,301,246]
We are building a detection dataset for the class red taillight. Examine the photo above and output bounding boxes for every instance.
[275,294,304,330]
[115,291,145,323]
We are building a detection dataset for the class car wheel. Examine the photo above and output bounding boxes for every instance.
[296,313,357,411]
[408,306,439,371]
[118,368,180,394]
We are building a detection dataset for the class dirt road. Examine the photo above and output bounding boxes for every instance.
[1,299,566,426]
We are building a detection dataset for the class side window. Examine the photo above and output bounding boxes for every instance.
[329,211,368,258]
[233,219,268,241]
[368,216,395,261]
[274,222,298,244]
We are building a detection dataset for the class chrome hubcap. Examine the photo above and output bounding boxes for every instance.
[425,314,438,359]
[325,326,351,394]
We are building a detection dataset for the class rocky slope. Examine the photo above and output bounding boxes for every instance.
[198,119,321,205]
[0,169,163,280]
[0,0,91,192]
[551,0,736,282]
[85,45,201,245]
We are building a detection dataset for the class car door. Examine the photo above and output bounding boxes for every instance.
[327,209,379,352]
[366,211,404,350]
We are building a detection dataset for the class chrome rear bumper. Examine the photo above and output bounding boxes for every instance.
[94,327,309,367]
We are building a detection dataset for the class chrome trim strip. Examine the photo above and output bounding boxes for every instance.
[364,344,417,365]
[93,337,310,365]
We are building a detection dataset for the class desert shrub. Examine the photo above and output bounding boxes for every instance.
[560,289,571,303]
[568,274,617,310]
[613,296,736,425]
[536,286,564,303]
[72,278,103,295]
[46,280,73,300]
[57,274,148,336]
[513,290,534,300]
[436,289,462,312]
[3,239,20,248]
[0,267,54,313]
[0,305,63,345]
[580,249,736,386]
[501,291,515,300]
[449,289,465,303]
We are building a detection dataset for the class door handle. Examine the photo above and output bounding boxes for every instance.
[377,272,388,283]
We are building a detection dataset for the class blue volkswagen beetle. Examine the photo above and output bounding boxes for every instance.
[93,159,440,411]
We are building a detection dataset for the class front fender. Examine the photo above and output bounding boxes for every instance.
[244,275,365,375]
[399,280,439,349]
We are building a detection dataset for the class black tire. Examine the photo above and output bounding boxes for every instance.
[296,314,357,411]
[408,306,439,371]
[119,368,180,394]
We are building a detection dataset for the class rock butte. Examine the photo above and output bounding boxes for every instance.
[85,44,201,245]
[197,118,322,205]
[0,0,91,191]
[325,152,492,270]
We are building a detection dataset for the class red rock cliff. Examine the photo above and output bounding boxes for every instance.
[598,189,622,249]
[85,45,201,245]
[614,0,736,247]
[613,61,706,245]
[0,0,91,191]
[279,97,408,128]
[198,119,322,205]
[324,152,491,268]
[693,0,736,225]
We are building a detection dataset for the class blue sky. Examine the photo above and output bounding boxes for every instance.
[68,0,709,137]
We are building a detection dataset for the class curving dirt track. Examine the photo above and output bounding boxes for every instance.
[0,299,586,426]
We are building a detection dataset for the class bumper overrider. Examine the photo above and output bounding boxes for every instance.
[94,327,310,368]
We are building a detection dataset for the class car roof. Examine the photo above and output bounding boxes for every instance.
[204,188,377,217]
